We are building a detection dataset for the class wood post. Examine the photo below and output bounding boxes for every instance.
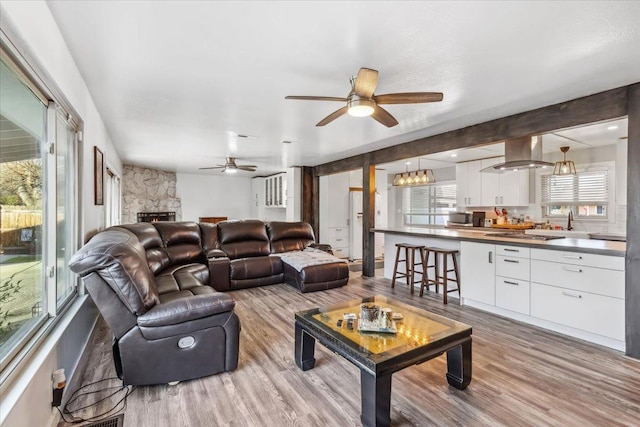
[626,83,640,358]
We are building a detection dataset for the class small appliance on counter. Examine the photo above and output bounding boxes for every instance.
[448,212,472,225]
[472,211,486,227]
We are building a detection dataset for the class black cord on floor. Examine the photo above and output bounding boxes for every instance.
[57,377,137,424]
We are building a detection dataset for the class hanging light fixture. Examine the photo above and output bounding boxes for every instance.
[553,146,576,175]
[392,159,436,186]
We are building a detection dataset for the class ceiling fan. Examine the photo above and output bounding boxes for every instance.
[285,67,443,127]
[199,157,257,174]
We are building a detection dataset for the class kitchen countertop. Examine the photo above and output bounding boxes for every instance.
[372,226,626,257]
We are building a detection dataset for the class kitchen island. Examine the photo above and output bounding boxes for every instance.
[372,226,626,351]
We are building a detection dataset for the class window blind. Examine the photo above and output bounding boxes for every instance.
[541,170,608,206]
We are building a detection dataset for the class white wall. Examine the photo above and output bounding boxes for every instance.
[1,2,121,426]
[176,173,253,221]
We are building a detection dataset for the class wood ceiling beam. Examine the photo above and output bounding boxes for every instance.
[313,85,629,176]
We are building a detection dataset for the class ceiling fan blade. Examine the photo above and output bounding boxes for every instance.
[371,106,399,128]
[285,96,348,102]
[238,164,257,168]
[316,106,349,126]
[374,92,444,104]
[354,68,379,98]
[199,166,225,170]
[238,166,257,171]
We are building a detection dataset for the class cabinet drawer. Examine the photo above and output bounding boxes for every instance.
[530,248,624,271]
[327,236,350,248]
[332,247,349,259]
[531,283,624,341]
[531,260,624,299]
[496,277,530,315]
[496,255,530,281]
[496,245,530,258]
[329,227,349,238]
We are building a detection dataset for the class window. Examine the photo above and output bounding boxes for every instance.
[541,169,609,219]
[0,51,79,371]
[105,166,121,228]
[403,182,457,226]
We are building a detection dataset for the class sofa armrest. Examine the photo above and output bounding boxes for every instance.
[137,293,235,328]
[207,256,231,291]
[206,249,227,258]
[309,243,334,255]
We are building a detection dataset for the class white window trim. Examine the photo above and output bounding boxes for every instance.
[537,161,615,221]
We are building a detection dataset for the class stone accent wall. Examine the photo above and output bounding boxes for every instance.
[122,165,182,224]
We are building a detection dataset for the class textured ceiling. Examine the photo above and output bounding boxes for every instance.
[46,1,640,176]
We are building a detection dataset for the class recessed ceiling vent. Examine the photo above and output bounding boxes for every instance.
[481,135,554,173]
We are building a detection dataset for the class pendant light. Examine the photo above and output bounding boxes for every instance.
[553,146,576,175]
[392,159,436,186]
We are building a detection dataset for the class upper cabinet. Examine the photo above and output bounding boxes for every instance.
[265,173,287,208]
[479,157,529,207]
[456,160,483,208]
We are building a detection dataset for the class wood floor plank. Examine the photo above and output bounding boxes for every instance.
[61,271,640,427]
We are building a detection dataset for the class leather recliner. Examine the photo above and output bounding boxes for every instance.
[68,227,240,386]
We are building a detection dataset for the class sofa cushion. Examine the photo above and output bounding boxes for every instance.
[115,223,170,274]
[68,228,160,315]
[155,263,210,295]
[229,256,282,280]
[154,222,204,265]
[267,221,315,253]
[218,220,270,259]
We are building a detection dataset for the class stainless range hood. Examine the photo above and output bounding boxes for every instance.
[481,135,554,173]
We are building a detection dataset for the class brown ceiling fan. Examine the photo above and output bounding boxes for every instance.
[199,157,256,174]
[285,67,443,127]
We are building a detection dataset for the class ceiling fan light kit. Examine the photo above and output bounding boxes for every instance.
[347,97,375,117]
[553,146,577,175]
[285,67,443,127]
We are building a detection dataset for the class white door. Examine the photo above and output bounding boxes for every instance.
[349,191,363,260]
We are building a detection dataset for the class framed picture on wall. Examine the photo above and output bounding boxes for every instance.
[94,146,104,205]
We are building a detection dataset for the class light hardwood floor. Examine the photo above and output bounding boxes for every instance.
[62,271,640,426]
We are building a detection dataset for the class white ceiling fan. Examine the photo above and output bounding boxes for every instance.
[199,157,257,174]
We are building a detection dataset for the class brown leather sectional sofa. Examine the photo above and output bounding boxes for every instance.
[68,220,348,385]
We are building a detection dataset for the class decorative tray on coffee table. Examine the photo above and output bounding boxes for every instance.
[357,320,397,334]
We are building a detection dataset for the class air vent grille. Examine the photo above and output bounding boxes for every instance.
[83,414,124,427]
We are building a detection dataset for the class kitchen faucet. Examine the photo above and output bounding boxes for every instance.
[567,210,573,231]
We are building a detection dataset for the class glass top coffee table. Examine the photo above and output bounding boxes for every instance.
[295,295,472,427]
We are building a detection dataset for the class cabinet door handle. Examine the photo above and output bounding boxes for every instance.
[504,248,519,252]
[495,196,498,204]
[488,251,493,264]
[504,259,519,263]
[504,280,519,286]
[562,291,583,299]
[562,267,583,273]
[500,196,504,204]
[335,238,342,242]
[562,254,583,260]
[335,228,342,231]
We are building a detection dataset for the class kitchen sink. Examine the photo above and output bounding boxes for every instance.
[485,232,566,241]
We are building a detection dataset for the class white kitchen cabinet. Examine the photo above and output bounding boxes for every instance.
[531,283,625,341]
[496,278,530,315]
[460,241,495,305]
[265,173,286,208]
[327,226,350,259]
[495,244,531,315]
[480,157,529,207]
[530,248,625,342]
[455,160,483,208]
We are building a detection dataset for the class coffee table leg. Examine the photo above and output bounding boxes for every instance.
[295,322,316,371]
[360,369,392,427]
[446,337,472,389]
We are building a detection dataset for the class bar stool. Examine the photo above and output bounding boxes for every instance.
[391,243,426,295]
[420,247,461,305]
